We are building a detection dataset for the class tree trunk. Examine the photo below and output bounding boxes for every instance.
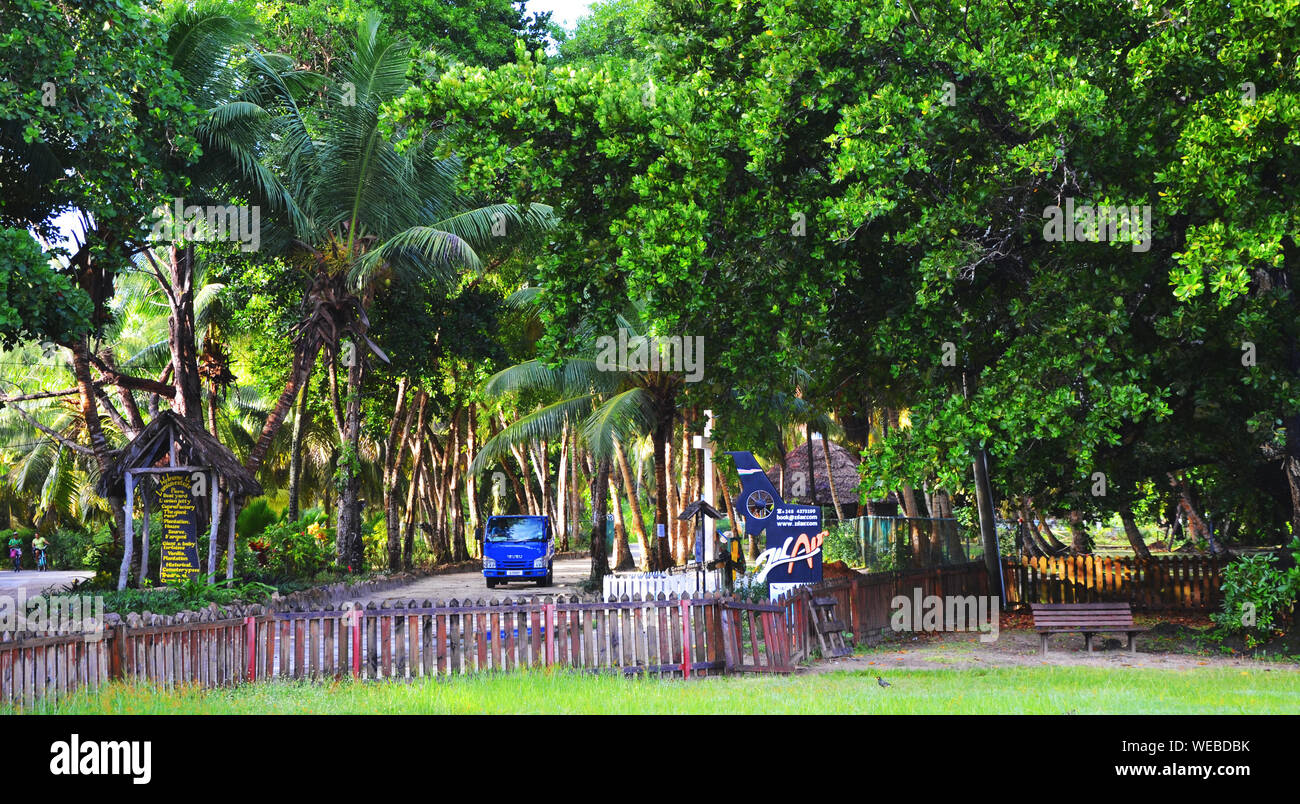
[589,455,611,580]
[651,416,673,571]
[971,447,1002,596]
[1029,499,1069,552]
[287,382,310,522]
[1169,472,1223,555]
[401,397,429,570]
[245,340,321,476]
[822,435,844,522]
[1118,506,1153,559]
[610,467,634,571]
[614,439,649,571]
[901,482,928,565]
[70,341,130,589]
[384,380,411,570]
[166,244,202,421]
[1068,509,1092,555]
[465,402,481,556]
[335,353,367,572]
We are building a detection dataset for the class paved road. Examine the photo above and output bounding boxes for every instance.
[0,569,93,597]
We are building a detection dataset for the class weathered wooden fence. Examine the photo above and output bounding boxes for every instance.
[1,593,753,708]
[777,561,992,659]
[1002,555,1225,611]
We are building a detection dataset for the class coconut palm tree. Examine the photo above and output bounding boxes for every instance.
[470,297,701,573]
[236,11,554,568]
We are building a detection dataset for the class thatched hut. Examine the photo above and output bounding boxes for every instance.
[97,411,262,589]
[765,437,866,513]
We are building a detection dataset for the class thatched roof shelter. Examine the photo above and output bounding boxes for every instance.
[765,437,863,507]
[96,411,262,499]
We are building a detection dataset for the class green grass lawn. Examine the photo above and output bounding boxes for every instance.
[16,666,1300,715]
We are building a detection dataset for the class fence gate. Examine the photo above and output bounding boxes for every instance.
[718,600,794,674]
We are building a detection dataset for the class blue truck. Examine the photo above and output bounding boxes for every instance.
[480,515,554,588]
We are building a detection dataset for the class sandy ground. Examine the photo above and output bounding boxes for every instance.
[807,625,1300,674]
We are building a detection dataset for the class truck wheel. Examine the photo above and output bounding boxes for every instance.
[539,566,553,587]
[486,578,497,589]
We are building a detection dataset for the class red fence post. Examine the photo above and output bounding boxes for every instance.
[544,603,555,666]
[679,598,691,679]
[244,616,257,682]
[351,607,362,679]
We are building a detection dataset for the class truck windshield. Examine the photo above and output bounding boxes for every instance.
[485,518,545,543]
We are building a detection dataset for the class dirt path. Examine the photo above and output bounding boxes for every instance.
[807,626,1300,674]
[351,556,595,605]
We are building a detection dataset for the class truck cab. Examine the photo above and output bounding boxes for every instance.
[481,515,554,588]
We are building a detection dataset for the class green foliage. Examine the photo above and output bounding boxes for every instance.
[236,497,279,540]
[246,511,336,580]
[0,230,93,348]
[93,578,278,616]
[822,521,860,567]
[1212,548,1299,648]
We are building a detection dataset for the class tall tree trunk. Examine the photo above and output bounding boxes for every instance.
[589,455,611,580]
[166,244,202,420]
[287,381,310,522]
[971,447,1002,596]
[614,439,649,571]
[1118,506,1153,559]
[1169,472,1223,555]
[556,422,569,549]
[401,399,429,570]
[465,402,481,556]
[384,380,411,570]
[610,467,634,571]
[1029,498,1069,552]
[651,415,673,571]
[245,341,321,475]
[70,341,130,588]
[822,436,844,521]
[335,353,367,572]
[901,482,928,565]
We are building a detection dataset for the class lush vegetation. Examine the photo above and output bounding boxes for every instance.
[1,0,1298,629]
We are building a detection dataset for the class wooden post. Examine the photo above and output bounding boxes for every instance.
[244,617,257,682]
[679,598,691,678]
[207,471,219,583]
[351,607,362,678]
[139,477,151,583]
[117,472,135,591]
[226,496,237,581]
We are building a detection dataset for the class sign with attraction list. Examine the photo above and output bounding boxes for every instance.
[157,471,201,584]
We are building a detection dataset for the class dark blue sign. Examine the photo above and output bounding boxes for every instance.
[726,451,823,586]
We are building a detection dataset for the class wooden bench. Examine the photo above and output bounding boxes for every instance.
[1030,603,1147,655]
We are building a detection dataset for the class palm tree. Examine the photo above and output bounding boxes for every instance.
[470,297,696,573]
[239,12,553,568]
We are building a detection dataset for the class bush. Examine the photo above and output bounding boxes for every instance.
[1212,540,1299,648]
[92,578,278,616]
[245,511,336,582]
[823,521,860,566]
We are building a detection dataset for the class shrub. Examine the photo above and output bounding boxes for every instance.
[247,511,336,581]
[1212,541,1299,648]
[823,521,860,566]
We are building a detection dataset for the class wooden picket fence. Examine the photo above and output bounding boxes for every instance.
[2,593,799,708]
[1002,555,1226,611]
[777,561,993,660]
